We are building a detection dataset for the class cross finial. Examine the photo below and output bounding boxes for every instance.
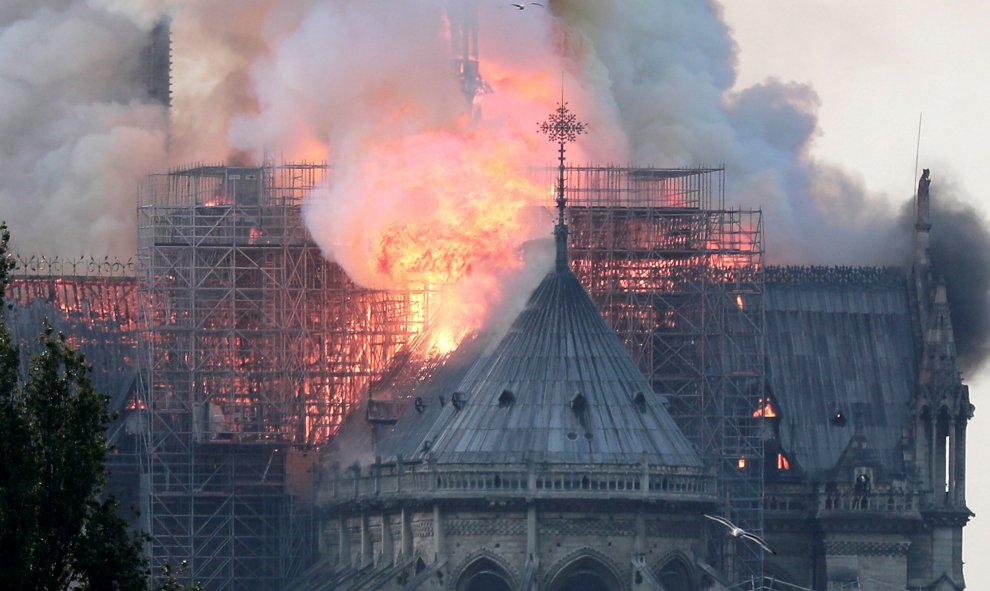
[538,101,586,271]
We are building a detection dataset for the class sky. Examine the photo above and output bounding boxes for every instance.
[720,1,990,585]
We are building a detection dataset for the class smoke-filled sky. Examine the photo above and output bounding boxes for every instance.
[1,0,952,267]
[3,0,990,582]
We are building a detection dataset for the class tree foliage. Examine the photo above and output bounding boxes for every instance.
[0,222,148,590]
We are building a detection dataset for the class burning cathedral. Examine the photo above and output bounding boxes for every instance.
[1,4,976,591]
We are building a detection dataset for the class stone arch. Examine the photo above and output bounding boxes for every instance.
[545,548,624,591]
[655,552,695,591]
[453,550,517,591]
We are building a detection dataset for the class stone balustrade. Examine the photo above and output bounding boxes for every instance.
[818,490,917,515]
[318,461,715,506]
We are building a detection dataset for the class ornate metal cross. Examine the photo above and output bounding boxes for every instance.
[539,102,587,144]
[538,101,586,271]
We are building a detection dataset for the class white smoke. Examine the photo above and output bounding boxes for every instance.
[0,1,168,258]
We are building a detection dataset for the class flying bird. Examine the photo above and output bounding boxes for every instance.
[511,2,544,9]
[703,514,776,555]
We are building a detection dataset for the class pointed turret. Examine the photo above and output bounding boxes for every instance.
[412,267,701,466]
[920,278,961,386]
[913,169,933,330]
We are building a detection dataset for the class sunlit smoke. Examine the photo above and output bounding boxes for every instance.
[229,1,576,348]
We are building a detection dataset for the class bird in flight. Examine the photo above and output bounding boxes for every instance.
[511,2,543,9]
[703,514,776,555]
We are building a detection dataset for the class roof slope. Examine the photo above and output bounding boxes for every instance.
[764,267,917,477]
[385,269,700,467]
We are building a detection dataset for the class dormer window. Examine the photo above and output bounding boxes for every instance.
[498,389,515,408]
[777,452,790,471]
[632,391,647,413]
[752,396,777,418]
[571,393,590,429]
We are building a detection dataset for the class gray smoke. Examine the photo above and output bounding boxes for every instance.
[549,1,989,368]
[3,0,987,371]
[548,0,907,265]
[0,1,168,259]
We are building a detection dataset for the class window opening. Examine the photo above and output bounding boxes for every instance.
[752,396,777,418]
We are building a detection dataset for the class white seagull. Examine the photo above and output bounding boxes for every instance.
[511,2,544,9]
[703,514,776,555]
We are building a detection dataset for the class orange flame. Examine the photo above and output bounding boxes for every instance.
[307,124,549,355]
[752,397,777,418]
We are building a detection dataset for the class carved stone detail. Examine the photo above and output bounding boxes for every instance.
[824,540,910,557]
[540,518,635,537]
[446,518,526,537]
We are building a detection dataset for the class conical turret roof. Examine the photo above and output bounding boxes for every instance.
[390,267,700,467]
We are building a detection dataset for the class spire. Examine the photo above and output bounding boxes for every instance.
[538,98,586,271]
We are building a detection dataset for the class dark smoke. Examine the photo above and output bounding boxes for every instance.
[900,177,990,375]
[930,186,990,375]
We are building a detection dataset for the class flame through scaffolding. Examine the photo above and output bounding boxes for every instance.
[7,162,765,588]
[2,163,771,449]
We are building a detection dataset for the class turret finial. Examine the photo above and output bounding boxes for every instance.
[916,168,931,231]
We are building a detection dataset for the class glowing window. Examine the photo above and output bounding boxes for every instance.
[737,456,748,470]
[777,453,790,471]
[125,397,147,411]
[752,397,777,418]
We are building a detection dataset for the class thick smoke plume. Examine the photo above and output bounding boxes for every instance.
[548,0,905,265]
[0,1,168,259]
[3,1,988,367]
[924,180,990,374]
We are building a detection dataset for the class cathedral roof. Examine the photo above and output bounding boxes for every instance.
[764,267,917,478]
[379,267,701,467]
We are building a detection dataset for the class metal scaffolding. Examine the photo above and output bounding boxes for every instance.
[558,166,766,581]
[137,163,422,590]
